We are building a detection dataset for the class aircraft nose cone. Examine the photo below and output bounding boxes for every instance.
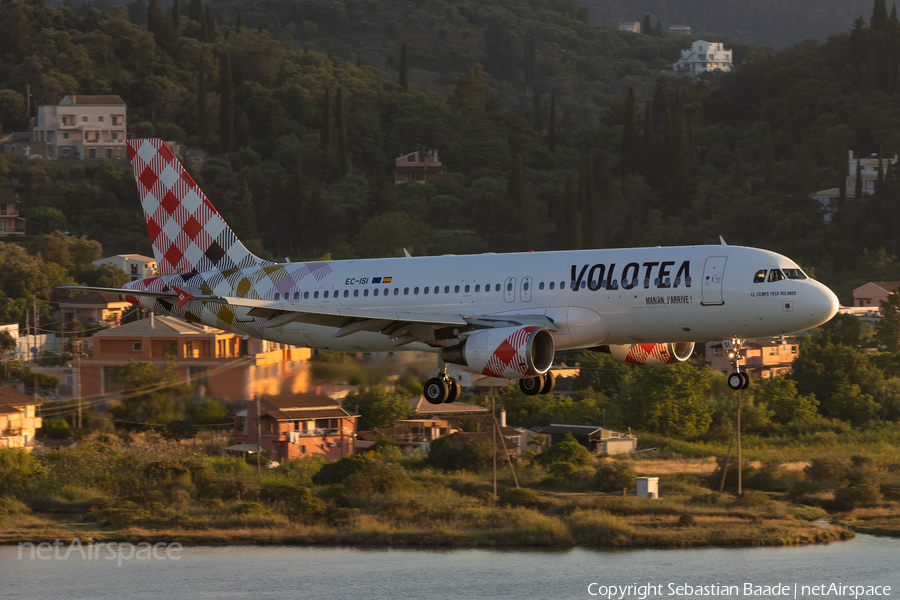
[806,282,839,328]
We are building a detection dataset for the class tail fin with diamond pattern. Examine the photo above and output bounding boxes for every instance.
[126,138,267,276]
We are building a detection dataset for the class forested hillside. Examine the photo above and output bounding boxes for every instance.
[582,0,873,48]
[3,0,900,328]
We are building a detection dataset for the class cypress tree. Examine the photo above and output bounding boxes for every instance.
[188,0,202,22]
[320,89,332,152]
[399,43,409,89]
[171,0,180,30]
[205,4,217,41]
[236,8,242,32]
[258,21,263,35]
[642,100,654,178]
[643,13,652,34]
[732,154,746,192]
[219,52,234,153]
[855,158,863,199]
[524,30,535,88]
[620,87,640,181]
[532,88,543,131]
[547,92,557,152]
[562,171,581,249]
[838,150,848,212]
[878,146,885,190]
[578,153,597,248]
[147,0,164,38]
[197,59,208,147]
[335,87,348,179]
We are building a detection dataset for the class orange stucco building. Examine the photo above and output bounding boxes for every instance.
[80,315,311,400]
[705,336,799,379]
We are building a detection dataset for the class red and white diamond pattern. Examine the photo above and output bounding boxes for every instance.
[624,343,673,365]
[483,326,536,378]
[127,138,267,276]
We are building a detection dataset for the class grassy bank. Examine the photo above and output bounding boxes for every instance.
[0,434,858,549]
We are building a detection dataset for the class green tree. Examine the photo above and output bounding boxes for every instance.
[547,92,556,152]
[823,384,880,425]
[399,43,409,89]
[572,351,631,398]
[750,377,819,424]
[790,343,882,415]
[108,361,192,426]
[320,88,332,152]
[620,87,640,180]
[534,432,592,467]
[620,363,714,436]
[335,87,348,179]
[197,59,208,148]
[0,331,15,354]
[342,389,411,430]
[219,52,234,153]
[877,292,900,351]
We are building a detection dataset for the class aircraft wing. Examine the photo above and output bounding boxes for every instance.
[58,286,553,346]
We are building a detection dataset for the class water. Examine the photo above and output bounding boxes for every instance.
[1,534,898,600]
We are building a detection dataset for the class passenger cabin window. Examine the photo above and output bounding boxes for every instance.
[304,292,309,299]
[344,290,349,297]
[753,270,767,283]
[783,269,807,280]
[274,293,280,300]
[364,289,369,297]
[324,291,329,298]
[475,284,480,292]
[293,292,300,300]
[353,289,359,297]
[454,285,460,293]
[768,269,785,282]
[549,282,555,290]
[314,291,319,299]
[539,282,544,290]
[464,285,470,293]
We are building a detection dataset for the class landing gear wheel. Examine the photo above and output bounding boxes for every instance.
[727,372,744,391]
[519,375,544,396]
[740,372,750,389]
[424,378,448,404]
[539,371,556,395]
[444,378,461,404]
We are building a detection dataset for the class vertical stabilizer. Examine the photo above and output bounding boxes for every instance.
[126,138,268,276]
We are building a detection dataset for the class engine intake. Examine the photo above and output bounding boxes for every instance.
[441,326,555,379]
[602,342,695,366]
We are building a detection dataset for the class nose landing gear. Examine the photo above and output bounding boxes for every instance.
[725,337,749,390]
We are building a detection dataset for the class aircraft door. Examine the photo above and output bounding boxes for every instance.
[521,277,533,302]
[504,278,516,303]
[701,256,727,306]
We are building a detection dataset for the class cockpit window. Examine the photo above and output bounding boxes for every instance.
[753,269,767,283]
[783,268,807,280]
[768,269,785,282]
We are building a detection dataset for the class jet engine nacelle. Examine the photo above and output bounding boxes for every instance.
[441,326,555,379]
[605,342,695,366]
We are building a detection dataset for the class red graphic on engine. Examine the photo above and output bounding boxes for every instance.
[482,326,536,378]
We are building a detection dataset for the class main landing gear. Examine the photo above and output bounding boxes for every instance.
[725,337,750,390]
[518,371,556,396]
[424,358,462,404]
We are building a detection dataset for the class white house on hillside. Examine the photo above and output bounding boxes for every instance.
[673,40,733,76]
[92,254,158,281]
[33,95,127,161]
[812,151,899,222]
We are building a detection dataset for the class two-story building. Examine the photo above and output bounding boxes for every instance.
[0,189,25,237]
[92,254,158,282]
[55,292,132,326]
[33,95,127,161]
[393,150,445,184]
[0,386,42,449]
[705,336,799,379]
[674,40,733,76]
[233,393,358,461]
[79,315,311,400]
[813,151,899,221]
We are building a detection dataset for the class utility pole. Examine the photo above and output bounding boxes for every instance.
[736,388,742,495]
[76,342,82,429]
[255,394,262,483]
[490,386,497,497]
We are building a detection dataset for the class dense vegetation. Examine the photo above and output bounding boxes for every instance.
[0,433,866,547]
[3,0,900,317]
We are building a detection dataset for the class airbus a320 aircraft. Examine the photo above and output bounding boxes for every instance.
[62,139,840,403]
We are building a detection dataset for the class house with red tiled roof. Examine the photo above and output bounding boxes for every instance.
[0,386,42,449]
[233,393,358,461]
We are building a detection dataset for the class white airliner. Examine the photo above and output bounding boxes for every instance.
[62,139,839,403]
